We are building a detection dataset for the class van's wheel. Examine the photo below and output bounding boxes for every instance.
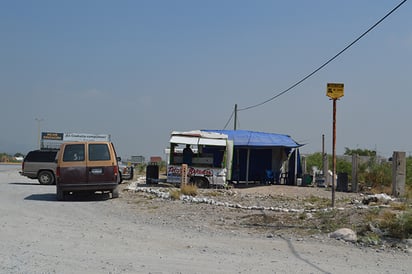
[38,170,55,185]
[117,173,123,184]
[111,187,119,199]
[190,177,210,188]
[56,186,65,201]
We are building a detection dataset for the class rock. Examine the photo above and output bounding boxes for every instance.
[362,193,394,205]
[403,239,412,248]
[329,228,357,243]
[369,223,384,236]
[362,196,378,205]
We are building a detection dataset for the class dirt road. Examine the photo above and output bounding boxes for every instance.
[0,164,410,273]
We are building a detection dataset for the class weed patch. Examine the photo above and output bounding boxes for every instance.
[303,195,330,208]
[382,209,412,239]
[181,184,198,196]
[315,209,349,232]
[366,206,412,239]
[169,189,181,200]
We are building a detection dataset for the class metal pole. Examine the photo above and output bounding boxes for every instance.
[321,134,325,171]
[35,118,44,150]
[332,99,337,207]
[246,148,250,185]
[294,149,298,185]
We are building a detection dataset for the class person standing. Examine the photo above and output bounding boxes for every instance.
[183,144,193,165]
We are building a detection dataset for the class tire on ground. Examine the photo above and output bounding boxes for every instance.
[190,177,210,188]
[56,186,65,201]
[111,187,119,199]
[38,170,55,185]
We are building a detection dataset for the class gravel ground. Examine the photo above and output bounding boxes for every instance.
[1,164,411,274]
[124,177,411,251]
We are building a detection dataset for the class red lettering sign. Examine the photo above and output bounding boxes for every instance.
[167,166,213,177]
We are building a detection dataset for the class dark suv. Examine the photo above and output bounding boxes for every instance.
[20,150,58,185]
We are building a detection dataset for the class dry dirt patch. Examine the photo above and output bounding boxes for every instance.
[120,183,367,239]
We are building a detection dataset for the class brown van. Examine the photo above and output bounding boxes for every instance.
[56,141,120,201]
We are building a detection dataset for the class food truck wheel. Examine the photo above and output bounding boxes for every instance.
[190,177,210,188]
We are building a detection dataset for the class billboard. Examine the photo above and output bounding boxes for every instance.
[40,132,111,150]
[63,133,111,142]
[41,132,64,140]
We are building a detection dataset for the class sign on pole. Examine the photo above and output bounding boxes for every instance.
[326,83,344,99]
[326,82,344,207]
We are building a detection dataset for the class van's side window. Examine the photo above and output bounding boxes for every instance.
[89,144,110,161]
[63,144,85,162]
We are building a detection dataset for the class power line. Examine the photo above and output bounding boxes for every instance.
[238,0,408,112]
[223,109,235,130]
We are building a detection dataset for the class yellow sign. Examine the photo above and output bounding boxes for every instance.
[326,83,344,99]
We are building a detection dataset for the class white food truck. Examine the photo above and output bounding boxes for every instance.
[166,130,233,188]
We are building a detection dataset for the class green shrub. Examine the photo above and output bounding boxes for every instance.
[370,207,412,239]
[383,209,412,239]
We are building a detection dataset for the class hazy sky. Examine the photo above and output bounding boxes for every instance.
[1,0,411,160]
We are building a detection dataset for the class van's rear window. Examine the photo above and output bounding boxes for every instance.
[89,144,110,161]
[63,144,85,162]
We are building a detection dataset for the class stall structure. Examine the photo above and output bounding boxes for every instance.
[203,129,302,185]
[167,129,302,187]
[166,130,233,187]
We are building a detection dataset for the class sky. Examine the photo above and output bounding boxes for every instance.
[1,0,411,160]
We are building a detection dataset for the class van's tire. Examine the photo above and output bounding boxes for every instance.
[56,186,65,201]
[111,187,119,199]
[190,177,210,188]
[38,170,55,185]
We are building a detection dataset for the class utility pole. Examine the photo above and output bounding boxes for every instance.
[35,118,44,149]
[234,104,237,130]
[321,134,328,187]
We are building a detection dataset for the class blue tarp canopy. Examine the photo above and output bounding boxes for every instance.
[203,129,301,148]
[202,129,302,183]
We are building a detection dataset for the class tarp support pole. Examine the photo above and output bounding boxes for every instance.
[294,148,298,185]
[246,148,250,185]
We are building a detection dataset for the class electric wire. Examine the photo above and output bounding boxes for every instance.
[223,109,235,130]
[238,0,408,112]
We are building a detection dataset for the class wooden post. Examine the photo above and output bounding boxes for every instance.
[181,164,188,185]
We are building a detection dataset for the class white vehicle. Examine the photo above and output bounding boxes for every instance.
[166,130,233,188]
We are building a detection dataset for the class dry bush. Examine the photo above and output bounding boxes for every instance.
[381,209,412,239]
[367,208,412,239]
[405,185,412,201]
[390,202,407,211]
[315,209,350,232]
[180,183,198,196]
[169,189,181,200]
[370,184,392,195]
